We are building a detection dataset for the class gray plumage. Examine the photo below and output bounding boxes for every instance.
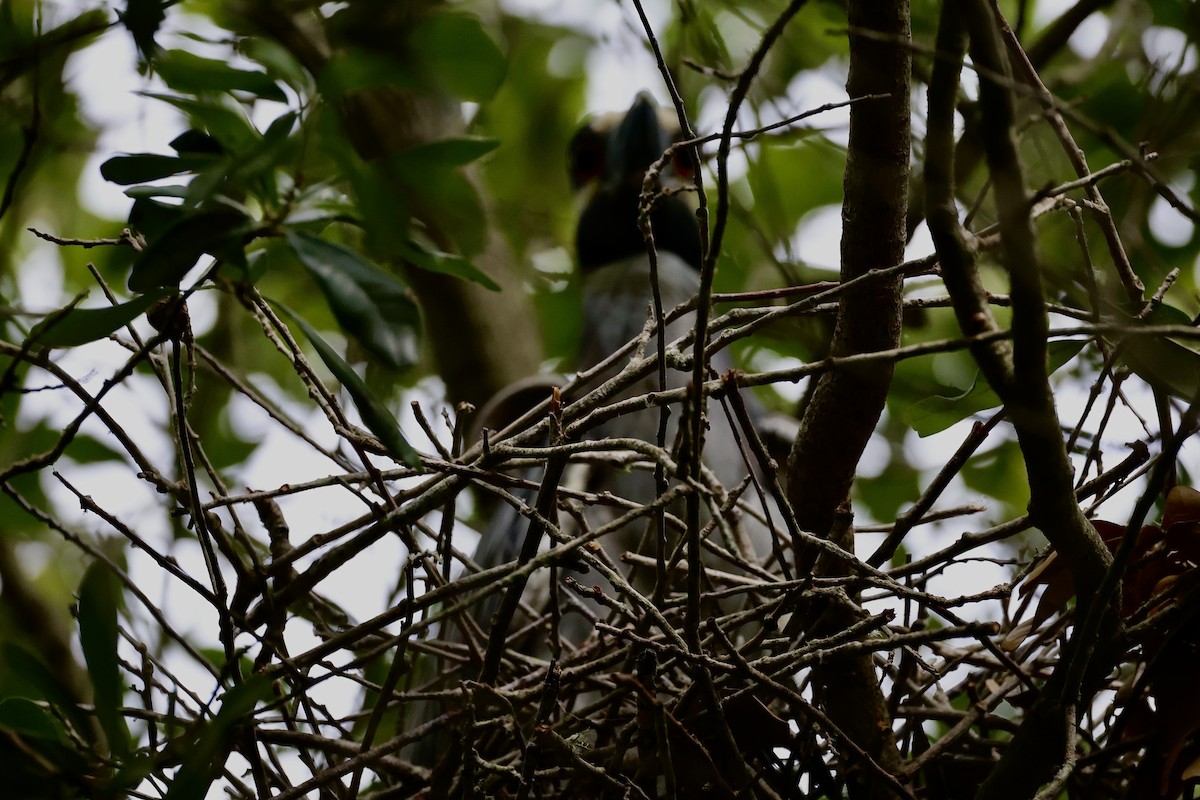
[409,95,780,774]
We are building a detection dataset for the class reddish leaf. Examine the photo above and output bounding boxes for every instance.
[1162,485,1200,531]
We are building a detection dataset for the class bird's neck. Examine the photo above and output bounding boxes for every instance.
[576,190,701,273]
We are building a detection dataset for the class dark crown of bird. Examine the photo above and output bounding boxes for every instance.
[569,92,702,274]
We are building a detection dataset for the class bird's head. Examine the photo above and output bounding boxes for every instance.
[569,92,701,272]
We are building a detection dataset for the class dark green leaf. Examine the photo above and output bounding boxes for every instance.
[0,698,91,797]
[903,374,993,438]
[121,0,165,61]
[387,157,486,256]
[1,643,95,744]
[286,231,420,370]
[128,209,249,292]
[0,698,70,744]
[1116,303,1200,399]
[67,434,127,464]
[1122,344,1200,399]
[218,240,277,285]
[904,340,1086,436]
[337,151,411,254]
[1151,0,1196,28]
[162,676,273,800]
[747,136,846,244]
[409,13,506,101]
[963,439,1031,512]
[196,648,256,681]
[140,92,259,153]
[156,49,287,101]
[318,49,416,100]
[857,459,921,524]
[107,754,158,800]
[29,289,171,347]
[180,156,237,207]
[400,237,500,291]
[241,38,309,91]
[273,302,421,466]
[261,110,297,146]
[394,137,499,170]
[233,111,297,181]
[78,561,130,757]
[129,197,184,241]
[100,153,215,185]
[376,137,500,257]
[169,129,223,155]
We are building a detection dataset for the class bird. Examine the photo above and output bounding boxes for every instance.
[470,92,778,651]
[409,94,782,781]
[572,93,771,571]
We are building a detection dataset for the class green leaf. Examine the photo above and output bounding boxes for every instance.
[409,13,506,101]
[121,0,165,61]
[28,289,171,347]
[125,184,190,199]
[857,459,921,523]
[180,156,237,207]
[273,302,421,466]
[1119,303,1200,399]
[107,754,158,800]
[168,111,294,208]
[1,643,96,744]
[169,129,223,155]
[156,49,287,101]
[140,92,259,153]
[747,136,846,244]
[394,137,499,170]
[128,209,249,292]
[0,696,91,795]
[162,676,273,800]
[241,37,309,91]
[400,236,500,291]
[963,439,1031,512]
[903,374,993,438]
[129,197,185,241]
[197,648,256,681]
[281,184,356,227]
[100,152,215,185]
[318,49,417,101]
[261,110,297,146]
[78,561,130,757]
[68,434,128,465]
[387,155,487,256]
[337,150,411,253]
[0,698,70,744]
[904,340,1086,436]
[286,231,420,370]
[219,239,278,285]
[233,110,297,181]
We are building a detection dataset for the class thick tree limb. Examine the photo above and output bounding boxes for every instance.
[785,1,910,795]
[785,3,908,541]
[961,0,1112,603]
[922,2,1117,796]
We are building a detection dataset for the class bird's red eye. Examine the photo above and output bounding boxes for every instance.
[568,128,605,188]
[671,145,697,181]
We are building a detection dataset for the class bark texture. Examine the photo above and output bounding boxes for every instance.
[784,1,912,795]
